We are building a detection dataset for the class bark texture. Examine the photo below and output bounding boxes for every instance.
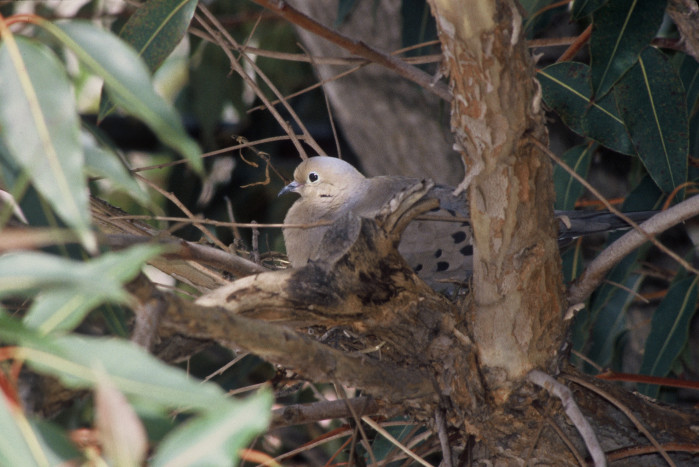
[427,0,565,394]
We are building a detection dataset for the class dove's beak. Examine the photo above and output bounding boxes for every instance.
[278,181,300,197]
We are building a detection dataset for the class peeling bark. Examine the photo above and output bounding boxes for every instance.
[427,0,565,393]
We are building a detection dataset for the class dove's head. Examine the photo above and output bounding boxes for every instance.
[279,157,366,210]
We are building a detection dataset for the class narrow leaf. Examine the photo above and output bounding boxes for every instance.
[152,391,272,467]
[638,275,699,397]
[83,135,150,205]
[590,0,666,98]
[0,394,47,467]
[40,20,202,173]
[587,274,643,368]
[538,62,634,154]
[554,143,595,210]
[677,53,699,118]
[99,0,198,120]
[0,245,163,333]
[0,323,231,412]
[96,373,148,467]
[572,0,607,19]
[614,47,689,193]
[0,36,95,251]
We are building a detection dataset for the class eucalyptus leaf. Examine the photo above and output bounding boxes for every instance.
[99,0,198,119]
[539,62,634,154]
[0,37,95,251]
[590,0,666,98]
[638,275,699,398]
[614,47,689,193]
[152,391,272,467]
[41,20,202,174]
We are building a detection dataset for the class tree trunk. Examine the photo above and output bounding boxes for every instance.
[426,0,564,392]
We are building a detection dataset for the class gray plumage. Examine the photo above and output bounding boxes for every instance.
[279,157,655,288]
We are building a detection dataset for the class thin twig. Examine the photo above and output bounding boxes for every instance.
[557,24,591,62]
[244,40,442,115]
[529,138,699,303]
[194,6,314,159]
[203,352,249,383]
[567,195,699,304]
[298,41,342,158]
[223,196,242,243]
[107,215,332,230]
[270,396,378,429]
[190,26,442,65]
[335,383,377,466]
[565,374,676,467]
[435,408,453,467]
[105,234,267,277]
[361,416,435,467]
[135,174,228,250]
[536,412,587,467]
[132,135,310,173]
[247,60,367,114]
[528,370,607,467]
[250,0,452,102]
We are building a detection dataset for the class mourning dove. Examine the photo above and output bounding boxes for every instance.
[279,157,655,288]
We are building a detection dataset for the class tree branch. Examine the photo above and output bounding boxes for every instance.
[567,194,699,304]
[250,0,452,102]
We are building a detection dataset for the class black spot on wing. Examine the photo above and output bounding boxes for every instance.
[436,261,449,272]
[451,231,467,244]
[434,249,442,258]
[460,245,473,256]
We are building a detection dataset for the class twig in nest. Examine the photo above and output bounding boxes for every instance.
[564,374,675,467]
[528,370,607,467]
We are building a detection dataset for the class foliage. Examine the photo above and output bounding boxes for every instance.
[0,0,697,464]
[0,2,270,465]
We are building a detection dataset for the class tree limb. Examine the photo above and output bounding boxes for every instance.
[567,194,699,304]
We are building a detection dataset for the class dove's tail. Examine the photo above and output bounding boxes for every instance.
[556,210,659,243]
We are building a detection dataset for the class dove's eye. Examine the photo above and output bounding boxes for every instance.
[308,172,319,183]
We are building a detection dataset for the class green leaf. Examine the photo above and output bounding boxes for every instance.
[0,386,81,466]
[587,274,643,368]
[638,275,699,398]
[0,393,49,467]
[0,245,162,334]
[41,20,202,174]
[83,135,150,205]
[554,143,595,210]
[571,0,606,19]
[538,62,634,154]
[614,47,689,193]
[151,391,272,467]
[0,36,95,252]
[677,53,699,118]
[368,420,417,461]
[189,42,242,149]
[99,0,198,120]
[30,418,82,465]
[561,241,584,283]
[0,319,230,412]
[590,0,666,99]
